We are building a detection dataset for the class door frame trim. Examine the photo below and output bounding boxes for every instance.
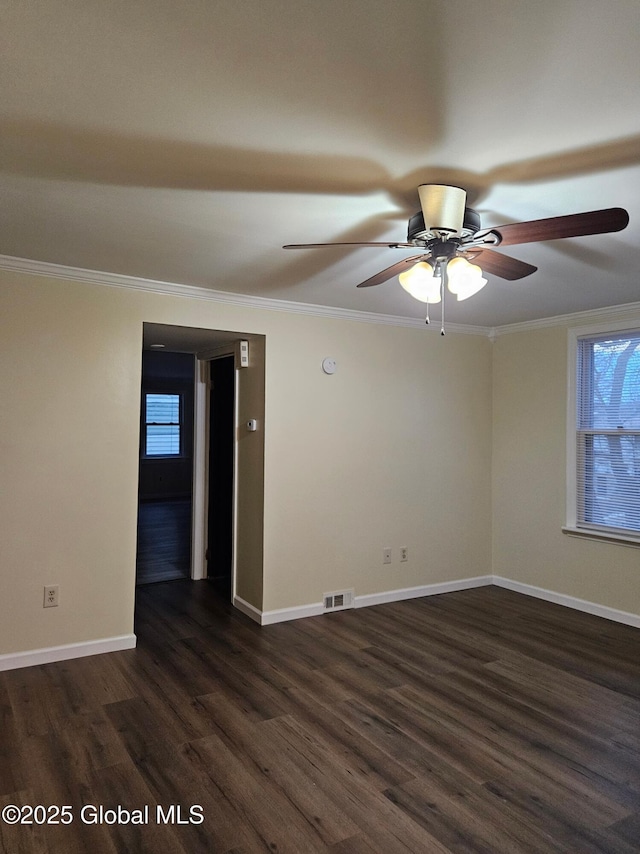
[191,358,209,581]
[191,350,238,599]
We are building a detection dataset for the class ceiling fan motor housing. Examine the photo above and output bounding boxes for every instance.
[407,206,481,243]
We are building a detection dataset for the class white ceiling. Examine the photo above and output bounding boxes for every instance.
[2,0,639,328]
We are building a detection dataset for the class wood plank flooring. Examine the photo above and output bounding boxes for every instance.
[1,583,639,853]
[135,499,191,585]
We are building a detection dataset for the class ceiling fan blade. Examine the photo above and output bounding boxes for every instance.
[492,207,629,247]
[356,254,430,288]
[467,248,537,280]
[283,241,414,249]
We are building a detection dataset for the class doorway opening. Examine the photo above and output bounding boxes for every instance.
[135,323,265,616]
[136,350,195,585]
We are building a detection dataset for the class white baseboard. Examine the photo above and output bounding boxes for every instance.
[0,633,137,672]
[252,575,494,626]
[235,595,324,626]
[6,576,637,671]
[355,576,494,609]
[492,576,640,630]
[260,602,324,626]
[238,574,640,630]
[233,595,265,624]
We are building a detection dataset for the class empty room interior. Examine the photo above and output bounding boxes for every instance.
[1,1,640,852]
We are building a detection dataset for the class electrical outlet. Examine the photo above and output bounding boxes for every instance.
[43,585,59,608]
[400,547,408,562]
[383,548,392,565]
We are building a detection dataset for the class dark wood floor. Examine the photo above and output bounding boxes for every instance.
[136,499,192,585]
[1,583,640,853]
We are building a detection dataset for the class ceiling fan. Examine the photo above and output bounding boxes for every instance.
[283,185,629,328]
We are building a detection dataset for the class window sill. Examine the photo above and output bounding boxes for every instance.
[141,455,186,462]
[562,526,640,548]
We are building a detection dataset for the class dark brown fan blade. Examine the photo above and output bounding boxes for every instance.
[283,241,414,249]
[467,248,537,280]
[356,254,430,288]
[493,207,629,247]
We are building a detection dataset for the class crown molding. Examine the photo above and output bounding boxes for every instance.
[492,300,640,337]
[0,254,491,337]
[6,253,637,338]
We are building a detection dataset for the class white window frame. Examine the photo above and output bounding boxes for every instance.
[566,318,640,547]
[143,391,184,458]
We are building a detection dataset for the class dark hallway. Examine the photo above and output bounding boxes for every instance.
[136,349,195,586]
[136,498,192,585]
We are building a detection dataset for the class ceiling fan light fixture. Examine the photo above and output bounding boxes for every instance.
[446,256,487,301]
[418,184,467,236]
[398,261,441,303]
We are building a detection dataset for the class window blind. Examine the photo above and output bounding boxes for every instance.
[145,393,181,456]
[576,332,640,534]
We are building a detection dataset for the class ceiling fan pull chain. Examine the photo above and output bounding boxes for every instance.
[425,302,430,325]
[440,268,446,336]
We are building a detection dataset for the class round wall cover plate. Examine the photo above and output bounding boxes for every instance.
[322,357,337,375]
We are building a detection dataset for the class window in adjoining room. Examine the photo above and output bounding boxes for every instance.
[144,392,182,456]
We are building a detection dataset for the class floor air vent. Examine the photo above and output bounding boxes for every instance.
[323,589,354,612]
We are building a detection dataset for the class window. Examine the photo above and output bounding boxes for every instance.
[573,328,640,538]
[144,393,182,456]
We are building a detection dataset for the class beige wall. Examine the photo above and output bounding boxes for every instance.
[3,263,639,664]
[261,313,493,610]
[0,274,142,653]
[3,263,639,662]
[492,320,640,616]
[0,269,493,656]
